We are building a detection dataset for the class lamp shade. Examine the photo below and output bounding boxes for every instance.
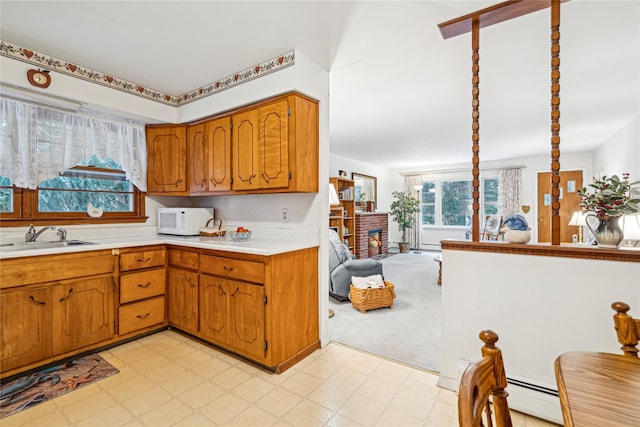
[568,211,587,226]
[329,183,340,206]
[621,214,640,244]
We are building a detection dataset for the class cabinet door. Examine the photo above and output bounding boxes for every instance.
[199,275,230,346]
[232,109,259,191]
[208,116,232,192]
[189,117,232,194]
[229,280,266,361]
[52,276,114,355]
[188,122,209,193]
[258,99,289,189]
[0,287,53,372]
[168,267,199,334]
[146,126,187,194]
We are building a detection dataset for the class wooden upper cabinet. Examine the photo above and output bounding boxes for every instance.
[189,116,231,194]
[231,94,318,193]
[257,99,289,190]
[146,91,318,195]
[232,109,260,191]
[146,125,188,195]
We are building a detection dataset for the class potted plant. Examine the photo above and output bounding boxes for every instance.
[577,173,640,247]
[389,190,420,253]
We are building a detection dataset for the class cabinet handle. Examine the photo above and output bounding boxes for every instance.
[136,313,150,320]
[29,295,46,305]
[137,282,151,289]
[59,288,73,302]
[210,178,217,188]
[223,266,234,273]
[231,287,240,297]
[217,283,226,295]
[174,178,183,187]
[249,174,256,184]
[261,172,269,183]
[200,178,207,187]
[188,277,195,287]
[136,257,151,264]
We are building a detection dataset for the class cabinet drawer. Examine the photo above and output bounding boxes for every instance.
[168,249,199,270]
[119,296,165,335]
[200,255,264,284]
[120,249,166,271]
[120,268,166,304]
[0,251,115,289]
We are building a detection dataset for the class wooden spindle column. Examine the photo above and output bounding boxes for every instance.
[550,0,561,245]
[471,19,481,242]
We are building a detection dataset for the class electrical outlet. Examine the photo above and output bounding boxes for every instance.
[281,208,289,223]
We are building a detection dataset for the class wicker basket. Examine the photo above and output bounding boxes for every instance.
[199,217,226,237]
[349,281,395,313]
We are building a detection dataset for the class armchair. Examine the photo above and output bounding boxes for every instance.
[329,229,383,301]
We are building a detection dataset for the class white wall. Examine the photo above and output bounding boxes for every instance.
[438,248,640,424]
[592,114,640,182]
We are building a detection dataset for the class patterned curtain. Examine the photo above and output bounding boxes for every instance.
[499,168,522,216]
[403,174,422,249]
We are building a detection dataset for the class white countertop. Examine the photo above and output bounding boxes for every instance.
[0,233,319,259]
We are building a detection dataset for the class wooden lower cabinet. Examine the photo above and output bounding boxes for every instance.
[168,267,199,334]
[170,246,319,372]
[199,275,266,362]
[52,276,115,355]
[118,246,167,337]
[0,287,53,372]
[1,244,319,377]
[0,250,117,376]
[1,275,114,373]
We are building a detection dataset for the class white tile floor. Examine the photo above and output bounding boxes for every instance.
[2,330,558,426]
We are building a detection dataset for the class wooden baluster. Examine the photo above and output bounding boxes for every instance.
[550,0,561,245]
[471,18,481,242]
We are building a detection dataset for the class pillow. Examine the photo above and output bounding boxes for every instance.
[351,274,385,289]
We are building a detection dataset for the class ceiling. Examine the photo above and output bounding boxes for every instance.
[1,1,638,171]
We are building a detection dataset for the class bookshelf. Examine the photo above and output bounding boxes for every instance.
[329,177,356,254]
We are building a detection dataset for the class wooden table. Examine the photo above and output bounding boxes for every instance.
[555,351,640,427]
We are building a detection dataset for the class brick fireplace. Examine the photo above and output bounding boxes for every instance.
[355,212,389,259]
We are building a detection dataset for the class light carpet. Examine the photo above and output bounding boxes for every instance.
[328,251,442,372]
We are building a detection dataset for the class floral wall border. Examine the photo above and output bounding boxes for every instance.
[0,40,295,107]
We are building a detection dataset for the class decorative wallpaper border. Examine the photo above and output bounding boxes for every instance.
[0,40,295,106]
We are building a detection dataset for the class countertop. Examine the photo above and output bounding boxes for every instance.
[0,233,319,259]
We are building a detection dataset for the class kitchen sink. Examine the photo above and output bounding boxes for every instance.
[0,240,97,251]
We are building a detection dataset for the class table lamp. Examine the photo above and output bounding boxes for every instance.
[329,183,340,206]
[568,211,587,244]
[621,214,640,247]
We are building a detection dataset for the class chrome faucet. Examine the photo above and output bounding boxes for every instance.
[57,228,67,242]
[25,224,57,242]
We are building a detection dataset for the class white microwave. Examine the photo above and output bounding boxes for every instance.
[157,208,213,236]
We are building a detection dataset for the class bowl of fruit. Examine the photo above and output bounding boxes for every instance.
[229,227,252,242]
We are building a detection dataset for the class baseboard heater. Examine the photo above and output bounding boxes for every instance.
[507,377,558,397]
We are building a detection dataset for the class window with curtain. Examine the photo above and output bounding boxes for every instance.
[0,97,147,225]
[417,177,499,227]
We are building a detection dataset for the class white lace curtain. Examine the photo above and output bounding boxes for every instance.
[403,174,422,249]
[499,167,522,216]
[0,97,147,191]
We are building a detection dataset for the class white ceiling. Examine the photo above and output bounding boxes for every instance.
[1,1,638,171]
